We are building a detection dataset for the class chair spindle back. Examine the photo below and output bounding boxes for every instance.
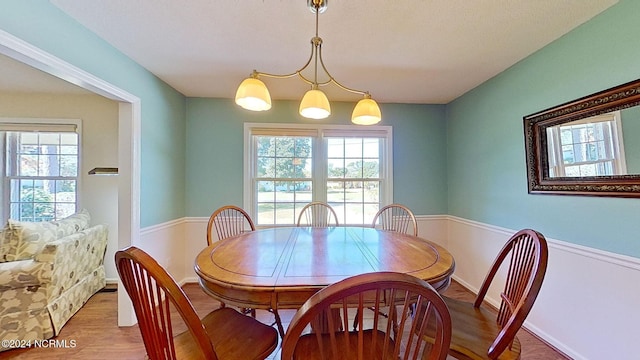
[372,204,418,236]
[115,246,217,360]
[474,229,548,358]
[297,201,339,227]
[207,205,256,245]
[281,272,451,360]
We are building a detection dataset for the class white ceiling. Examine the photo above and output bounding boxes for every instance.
[5,1,618,103]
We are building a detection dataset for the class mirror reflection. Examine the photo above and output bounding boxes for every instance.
[545,108,640,177]
[523,77,640,197]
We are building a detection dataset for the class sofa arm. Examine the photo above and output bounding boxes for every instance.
[34,233,84,264]
[0,259,52,290]
[36,224,108,296]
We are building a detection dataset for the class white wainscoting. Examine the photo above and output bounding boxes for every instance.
[182,217,210,283]
[144,215,640,360]
[447,216,640,360]
[136,218,188,284]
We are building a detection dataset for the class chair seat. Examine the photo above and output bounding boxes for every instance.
[175,307,278,360]
[443,296,521,360]
[292,329,396,360]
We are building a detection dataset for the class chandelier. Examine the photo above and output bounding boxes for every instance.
[234,0,382,125]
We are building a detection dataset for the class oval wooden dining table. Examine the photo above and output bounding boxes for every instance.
[194,226,455,336]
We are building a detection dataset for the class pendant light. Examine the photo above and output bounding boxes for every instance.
[234,0,381,124]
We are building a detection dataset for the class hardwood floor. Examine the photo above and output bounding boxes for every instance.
[0,281,569,359]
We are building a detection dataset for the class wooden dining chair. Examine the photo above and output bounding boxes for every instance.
[206,205,256,246]
[347,204,418,331]
[372,203,418,236]
[115,246,278,360]
[438,229,548,360]
[206,205,258,317]
[297,201,339,227]
[281,272,452,360]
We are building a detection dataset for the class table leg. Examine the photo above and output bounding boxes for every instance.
[310,308,343,334]
[272,308,285,339]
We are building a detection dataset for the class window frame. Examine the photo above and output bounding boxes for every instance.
[545,111,627,177]
[244,123,393,226]
[0,118,82,223]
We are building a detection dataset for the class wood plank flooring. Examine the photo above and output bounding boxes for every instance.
[0,281,569,359]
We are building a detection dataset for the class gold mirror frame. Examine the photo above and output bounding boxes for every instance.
[524,79,640,198]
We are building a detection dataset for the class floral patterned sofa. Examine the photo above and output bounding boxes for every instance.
[0,210,107,350]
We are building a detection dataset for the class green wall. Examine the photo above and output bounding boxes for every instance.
[3,1,639,259]
[447,0,640,257]
[621,107,640,174]
[185,98,447,217]
[0,1,187,227]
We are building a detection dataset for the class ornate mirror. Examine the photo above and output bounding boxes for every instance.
[524,79,640,197]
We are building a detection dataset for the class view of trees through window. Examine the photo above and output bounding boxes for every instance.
[326,137,380,225]
[4,132,78,222]
[256,136,313,225]
[254,133,384,225]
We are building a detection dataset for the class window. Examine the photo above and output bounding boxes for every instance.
[254,135,313,225]
[1,120,80,222]
[326,137,381,224]
[245,124,392,226]
[546,111,627,177]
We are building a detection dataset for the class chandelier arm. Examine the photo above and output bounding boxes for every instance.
[296,72,318,86]
[252,40,316,80]
[317,45,369,96]
[309,77,332,87]
[253,71,297,80]
[328,76,369,96]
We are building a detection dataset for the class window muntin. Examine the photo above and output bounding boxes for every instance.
[546,111,626,177]
[3,131,79,222]
[326,137,381,225]
[255,136,313,225]
[245,124,392,226]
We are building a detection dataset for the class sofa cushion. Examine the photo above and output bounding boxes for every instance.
[0,220,58,262]
[53,209,90,239]
[0,231,8,263]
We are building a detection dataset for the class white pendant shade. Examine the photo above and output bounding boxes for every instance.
[235,77,272,111]
[351,98,382,125]
[299,89,331,119]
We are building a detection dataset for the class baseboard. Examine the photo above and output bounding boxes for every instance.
[99,283,118,293]
[179,277,199,286]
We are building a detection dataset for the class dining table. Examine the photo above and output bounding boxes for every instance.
[194,226,455,336]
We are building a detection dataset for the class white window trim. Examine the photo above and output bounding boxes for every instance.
[547,111,627,177]
[243,123,393,226]
[0,117,82,223]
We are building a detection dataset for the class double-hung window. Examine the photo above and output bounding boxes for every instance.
[546,111,627,177]
[244,124,392,226]
[1,120,80,223]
